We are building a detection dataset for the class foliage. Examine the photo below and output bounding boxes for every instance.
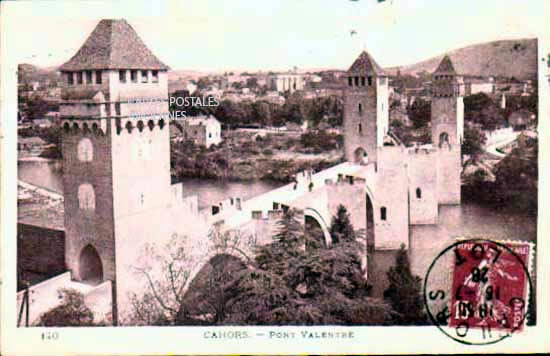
[407,98,431,129]
[329,205,356,244]
[38,289,96,326]
[462,126,486,157]
[299,130,342,153]
[201,208,394,325]
[383,244,427,325]
[19,94,59,121]
[464,93,506,130]
[129,233,193,325]
[129,230,253,326]
[492,135,538,213]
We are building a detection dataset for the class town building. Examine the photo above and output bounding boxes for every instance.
[464,76,496,95]
[268,72,305,93]
[175,115,222,147]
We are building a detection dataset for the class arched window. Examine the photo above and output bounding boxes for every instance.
[358,123,362,134]
[78,183,95,211]
[361,77,365,86]
[416,188,422,199]
[77,138,94,162]
[348,77,353,86]
[439,132,450,148]
[380,207,387,221]
[358,103,362,115]
[354,76,359,86]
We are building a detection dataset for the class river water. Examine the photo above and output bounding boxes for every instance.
[18,159,537,297]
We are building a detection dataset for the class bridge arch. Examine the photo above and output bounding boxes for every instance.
[177,252,247,325]
[303,207,332,247]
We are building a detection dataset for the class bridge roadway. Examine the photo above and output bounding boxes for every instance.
[205,161,375,231]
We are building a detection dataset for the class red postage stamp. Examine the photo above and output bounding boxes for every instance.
[449,239,533,336]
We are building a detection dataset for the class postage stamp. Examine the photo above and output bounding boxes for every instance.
[424,238,535,345]
[1,0,548,354]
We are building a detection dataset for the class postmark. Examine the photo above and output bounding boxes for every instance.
[423,238,534,345]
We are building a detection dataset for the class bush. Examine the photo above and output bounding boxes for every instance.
[38,289,96,326]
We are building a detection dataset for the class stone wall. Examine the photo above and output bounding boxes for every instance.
[375,146,409,249]
[17,223,66,289]
[407,149,438,224]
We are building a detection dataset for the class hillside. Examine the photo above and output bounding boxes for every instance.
[386,38,537,80]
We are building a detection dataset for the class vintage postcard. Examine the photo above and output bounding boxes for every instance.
[1,0,548,354]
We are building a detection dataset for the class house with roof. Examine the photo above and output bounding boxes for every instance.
[174,115,222,148]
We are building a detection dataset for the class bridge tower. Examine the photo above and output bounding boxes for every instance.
[343,51,389,169]
[431,55,464,204]
[58,19,171,323]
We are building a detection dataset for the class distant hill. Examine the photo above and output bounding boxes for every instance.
[386,39,537,80]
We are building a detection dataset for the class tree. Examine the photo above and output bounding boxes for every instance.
[329,205,356,243]
[130,230,254,326]
[383,244,427,325]
[38,289,97,326]
[462,126,486,158]
[407,98,431,129]
[206,208,394,325]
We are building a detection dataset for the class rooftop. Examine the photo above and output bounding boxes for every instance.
[59,19,169,71]
[433,55,456,76]
[347,51,386,76]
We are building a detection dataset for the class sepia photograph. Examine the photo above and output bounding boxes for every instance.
[1,0,548,354]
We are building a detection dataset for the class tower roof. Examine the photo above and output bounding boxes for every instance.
[59,19,169,71]
[347,51,386,76]
[433,55,456,76]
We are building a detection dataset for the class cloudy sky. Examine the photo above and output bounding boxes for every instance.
[2,0,547,72]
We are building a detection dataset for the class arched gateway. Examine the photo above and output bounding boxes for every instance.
[79,244,103,285]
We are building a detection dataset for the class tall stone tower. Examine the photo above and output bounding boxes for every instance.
[58,19,171,323]
[431,55,464,204]
[343,51,389,169]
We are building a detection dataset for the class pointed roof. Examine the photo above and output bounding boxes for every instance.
[433,55,456,76]
[59,19,169,71]
[348,51,386,76]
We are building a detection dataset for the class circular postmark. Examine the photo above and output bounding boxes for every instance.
[423,238,533,345]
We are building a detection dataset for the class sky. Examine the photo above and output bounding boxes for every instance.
[2,0,547,72]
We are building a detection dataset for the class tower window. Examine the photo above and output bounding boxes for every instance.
[358,103,362,115]
[368,76,372,86]
[348,77,353,87]
[380,207,387,221]
[152,70,159,83]
[77,138,94,162]
[76,72,83,84]
[119,70,126,83]
[131,70,137,83]
[416,188,422,199]
[67,72,74,85]
[95,70,102,84]
[358,123,362,134]
[354,76,359,86]
[141,70,148,83]
[115,103,121,116]
[361,77,365,86]
[86,70,92,84]
[78,183,95,211]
